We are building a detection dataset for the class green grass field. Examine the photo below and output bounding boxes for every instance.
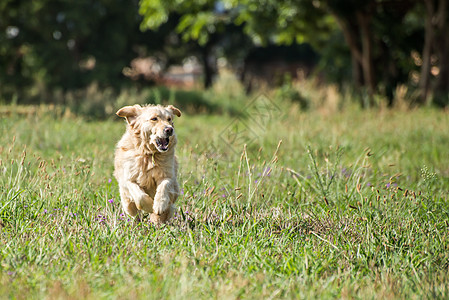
[1,89,449,298]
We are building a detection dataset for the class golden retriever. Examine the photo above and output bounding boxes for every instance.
[114,104,181,224]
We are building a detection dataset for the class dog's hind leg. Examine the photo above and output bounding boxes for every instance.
[119,186,139,217]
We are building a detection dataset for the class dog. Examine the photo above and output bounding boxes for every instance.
[114,104,181,224]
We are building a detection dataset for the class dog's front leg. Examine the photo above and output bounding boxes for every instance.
[123,181,154,213]
[151,179,179,224]
[153,179,173,215]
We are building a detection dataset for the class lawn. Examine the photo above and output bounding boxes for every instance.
[1,90,448,299]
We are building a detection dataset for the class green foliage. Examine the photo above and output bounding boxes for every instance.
[139,0,335,47]
[227,0,336,47]
[275,83,309,110]
[140,0,224,46]
[0,0,176,102]
[0,0,448,108]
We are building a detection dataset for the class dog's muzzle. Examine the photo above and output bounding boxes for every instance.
[155,136,170,152]
[154,126,174,152]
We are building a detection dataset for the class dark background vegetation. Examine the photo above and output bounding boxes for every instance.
[1,0,448,108]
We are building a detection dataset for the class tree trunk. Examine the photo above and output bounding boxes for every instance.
[333,15,365,107]
[419,0,434,105]
[200,43,216,89]
[433,0,449,107]
[380,41,398,107]
[433,40,449,107]
[351,55,363,88]
[356,11,376,107]
[333,10,376,108]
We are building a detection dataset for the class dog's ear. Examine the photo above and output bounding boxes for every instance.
[116,105,141,126]
[166,105,181,117]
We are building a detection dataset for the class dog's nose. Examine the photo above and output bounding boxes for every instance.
[164,127,174,136]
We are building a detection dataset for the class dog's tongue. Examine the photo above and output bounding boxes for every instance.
[157,137,169,151]
[161,138,169,147]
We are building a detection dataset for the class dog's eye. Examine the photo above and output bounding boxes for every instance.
[167,118,172,122]
[150,117,157,121]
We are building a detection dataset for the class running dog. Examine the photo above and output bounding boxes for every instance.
[114,104,181,224]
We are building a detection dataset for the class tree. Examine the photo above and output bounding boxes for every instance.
[0,0,171,102]
[140,1,232,88]
[138,0,418,106]
[422,0,449,107]
[139,0,335,89]
[321,0,421,106]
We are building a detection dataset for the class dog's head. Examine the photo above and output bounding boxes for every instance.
[116,104,182,153]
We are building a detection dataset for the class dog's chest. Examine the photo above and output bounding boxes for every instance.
[136,168,156,189]
[134,158,172,189]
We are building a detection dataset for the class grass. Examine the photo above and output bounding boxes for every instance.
[1,85,449,299]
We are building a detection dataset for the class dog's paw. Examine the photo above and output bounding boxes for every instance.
[153,198,170,215]
[122,201,139,217]
[149,211,169,225]
[135,194,153,213]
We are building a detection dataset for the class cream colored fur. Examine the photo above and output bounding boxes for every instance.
[113,104,181,224]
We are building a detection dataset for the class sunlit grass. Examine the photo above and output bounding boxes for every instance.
[1,93,449,298]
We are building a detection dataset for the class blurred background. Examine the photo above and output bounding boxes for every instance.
[1,0,448,115]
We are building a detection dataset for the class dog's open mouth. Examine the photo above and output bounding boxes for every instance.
[155,137,170,152]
